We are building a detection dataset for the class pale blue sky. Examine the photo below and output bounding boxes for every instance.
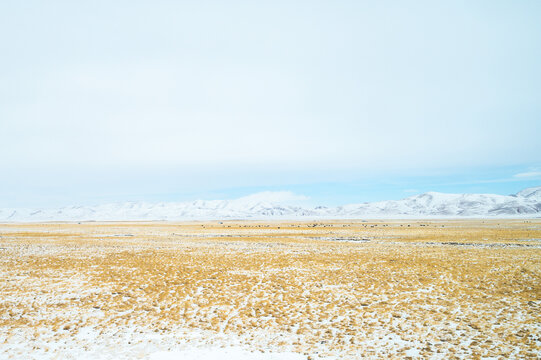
[1,1,540,207]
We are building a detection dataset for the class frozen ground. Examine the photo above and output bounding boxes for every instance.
[1,220,540,359]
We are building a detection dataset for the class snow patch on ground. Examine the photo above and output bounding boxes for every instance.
[149,347,306,360]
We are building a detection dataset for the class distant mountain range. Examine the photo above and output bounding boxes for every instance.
[1,187,540,221]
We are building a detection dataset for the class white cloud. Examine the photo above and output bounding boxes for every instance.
[403,189,420,194]
[236,191,309,205]
[513,171,541,178]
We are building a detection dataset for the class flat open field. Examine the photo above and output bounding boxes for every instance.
[1,220,540,359]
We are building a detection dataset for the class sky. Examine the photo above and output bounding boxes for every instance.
[1,0,540,207]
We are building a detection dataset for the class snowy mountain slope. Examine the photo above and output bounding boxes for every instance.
[515,186,541,201]
[1,187,540,221]
[336,190,540,217]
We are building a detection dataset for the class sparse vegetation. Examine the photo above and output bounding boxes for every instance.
[1,220,540,359]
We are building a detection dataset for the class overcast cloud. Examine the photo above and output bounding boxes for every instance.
[1,0,540,206]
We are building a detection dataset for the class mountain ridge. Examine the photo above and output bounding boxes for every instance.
[1,186,540,221]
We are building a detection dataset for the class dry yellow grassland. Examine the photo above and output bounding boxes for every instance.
[0,220,540,359]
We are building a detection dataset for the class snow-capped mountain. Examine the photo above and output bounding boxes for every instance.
[1,187,540,221]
